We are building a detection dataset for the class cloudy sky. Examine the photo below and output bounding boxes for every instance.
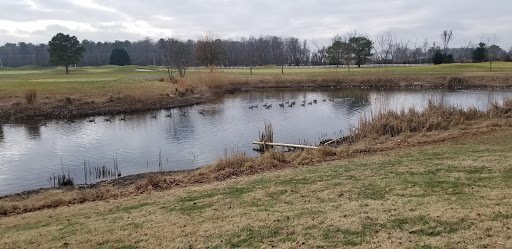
[0,0,511,49]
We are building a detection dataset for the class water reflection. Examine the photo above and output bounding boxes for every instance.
[24,122,42,139]
[1,88,512,196]
[0,124,4,143]
[165,109,196,143]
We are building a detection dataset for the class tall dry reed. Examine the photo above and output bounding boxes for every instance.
[351,99,512,140]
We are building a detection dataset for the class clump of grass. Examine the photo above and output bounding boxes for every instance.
[191,152,254,181]
[133,173,176,193]
[24,88,37,105]
[253,149,288,168]
[489,99,512,118]
[315,146,338,158]
[64,97,73,105]
[174,85,194,97]
[447,76,468,88]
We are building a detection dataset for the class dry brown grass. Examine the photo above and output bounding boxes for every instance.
[0,187,124,216]
[23,88,37,106]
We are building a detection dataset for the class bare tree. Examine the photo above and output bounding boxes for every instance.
[311,40,327,65]
[159,38,192,79]
[486,34,498,71]
[244,37,258,74]
[375,32,393,63]
[285,37,302,66]
[422,38,429,62]
[459,40,472,63]
[159,38,175,80]
[196,33,225,67]
[440,30,453,56]
[269,36,285,73]
[174,40,192,78]
[300,39,310,65]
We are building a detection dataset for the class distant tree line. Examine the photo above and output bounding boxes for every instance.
[0,31,511,68]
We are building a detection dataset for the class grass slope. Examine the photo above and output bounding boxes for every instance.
[1,129,511,248]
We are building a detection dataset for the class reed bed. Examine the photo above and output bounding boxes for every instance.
[350,99,512,141]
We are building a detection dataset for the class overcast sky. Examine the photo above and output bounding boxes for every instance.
[0,0,511,50]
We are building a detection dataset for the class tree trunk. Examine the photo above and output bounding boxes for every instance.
[250,66,252,75]
[65,64,69,74]
[281,65,284,74]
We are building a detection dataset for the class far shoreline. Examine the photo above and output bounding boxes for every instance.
[2,72,512,122]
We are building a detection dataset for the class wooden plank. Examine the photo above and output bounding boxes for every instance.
[253,141,317,149]
[324,137,345,145]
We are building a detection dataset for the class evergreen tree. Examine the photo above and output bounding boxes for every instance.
[432,49,445,64]
[109,48,131,66]
[48,33,85,74]
[348,37,373,67]
[472,42,488,62]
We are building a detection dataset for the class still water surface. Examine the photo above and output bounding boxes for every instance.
[1,88,511,195]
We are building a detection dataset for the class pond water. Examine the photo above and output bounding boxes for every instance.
[1,87,511,196]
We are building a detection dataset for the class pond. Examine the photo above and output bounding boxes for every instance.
[1,87,511,196]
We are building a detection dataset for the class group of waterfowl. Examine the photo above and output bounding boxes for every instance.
[38,109,207,127]
[84,116,126,124]
[250,98,335,110]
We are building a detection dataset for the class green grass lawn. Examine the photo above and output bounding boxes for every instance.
[1,62,511,82]
[1,129,512,248]
[0,65,170,98]
[218,62,512,76]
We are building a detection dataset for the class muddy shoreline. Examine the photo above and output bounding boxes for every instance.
[2,74,512,122]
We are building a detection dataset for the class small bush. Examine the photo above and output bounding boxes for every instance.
[24,88,37,105]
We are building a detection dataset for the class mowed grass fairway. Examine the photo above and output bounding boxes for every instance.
[1,62,512,93]
[1,129,512,248]
[0,65,169,101]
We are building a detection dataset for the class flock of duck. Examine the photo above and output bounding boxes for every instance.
[39,109,207,127]
[38,98,336,126]
[249,98,335,110]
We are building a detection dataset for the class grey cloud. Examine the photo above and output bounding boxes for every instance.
[0,0,510,49]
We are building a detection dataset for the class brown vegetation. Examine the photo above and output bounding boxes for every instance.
[23,88,37,106]
[351,99,512,141]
